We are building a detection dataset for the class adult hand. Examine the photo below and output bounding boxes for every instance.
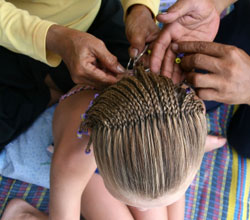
[46,25,125,89]
[173,41,250,105]
[125,5,160,58]
[205,135,226,152]
[151,0,220,80]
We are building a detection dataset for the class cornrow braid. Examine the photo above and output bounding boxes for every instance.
[81,65,207,200]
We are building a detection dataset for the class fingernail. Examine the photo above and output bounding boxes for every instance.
[159,11,167,15]
[117,64,125,73]
[131,48,138,57]
[172,43,178,51]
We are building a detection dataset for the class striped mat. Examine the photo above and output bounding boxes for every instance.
[0,176,49,216]
[185,104,250,220]
[0,104,249,219]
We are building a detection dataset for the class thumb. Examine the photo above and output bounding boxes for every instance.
[157,1,192,23]
[129,34,147,58]
[95,46,125,75]
[205,135,227,152]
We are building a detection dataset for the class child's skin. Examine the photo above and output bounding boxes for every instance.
[51,86,186,220]
[2,85,225,220]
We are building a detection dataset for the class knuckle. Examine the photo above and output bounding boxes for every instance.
[110,55,118,64]
[131,35,144,46]
[226,45,237,57]
[223,46,231,55]
[196,42,208,52]
[97,39,105,48]
[191,54,202,67]
[106,55,118,66]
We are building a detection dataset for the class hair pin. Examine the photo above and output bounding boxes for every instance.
[126,45,149,73]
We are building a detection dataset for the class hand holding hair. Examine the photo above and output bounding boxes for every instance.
[125,5,160,58]
[150,0,220,80]
[172,41,250,105]
[46,24,125,89]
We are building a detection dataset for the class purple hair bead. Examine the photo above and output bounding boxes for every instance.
[81,113,87,120]
[186,87,191,94]
[85,148,91,154]
[82,128,89,136]
[177,53,184,58]
[77,130,83,138]
[94,93,99,99]
[80,113,84,120]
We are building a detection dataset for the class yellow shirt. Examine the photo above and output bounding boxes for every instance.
[121,0,160,19]
[0,0,159,66]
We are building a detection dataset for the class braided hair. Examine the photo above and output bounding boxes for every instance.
[81,66,206,199]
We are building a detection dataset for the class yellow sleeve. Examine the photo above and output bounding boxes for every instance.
[121,0,160,18]
[0,0,61,67]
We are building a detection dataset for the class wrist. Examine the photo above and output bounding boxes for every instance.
[126,4,154,21]
[214,0,238,14]
[46,24,67,57]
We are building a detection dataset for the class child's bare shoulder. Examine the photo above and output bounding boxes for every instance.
[53,86,97,144]
[56,86,97,116]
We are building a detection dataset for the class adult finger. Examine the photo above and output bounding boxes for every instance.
[205,135,227,152]
[127,21,160,57]
[126,5,159,58]
[81,58,121,88]
[83,76,113,90]
[94,42,125,75]
[128,33,147,58]
[195,88,221,101]
[186,72,220,89]
[157,0,192,23]
[172,42,227,57]
[181,54,220,74]
[129,27,159,58]
[151,30,171,73]
[172,64,184,84]
[83,72,118,90]
[160,47,176,78]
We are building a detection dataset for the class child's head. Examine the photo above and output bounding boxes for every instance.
[82,66,207,208]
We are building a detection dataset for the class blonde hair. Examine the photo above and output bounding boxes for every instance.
[82,66,206,200]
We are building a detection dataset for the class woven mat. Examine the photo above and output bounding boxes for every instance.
[185,104,250,220]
